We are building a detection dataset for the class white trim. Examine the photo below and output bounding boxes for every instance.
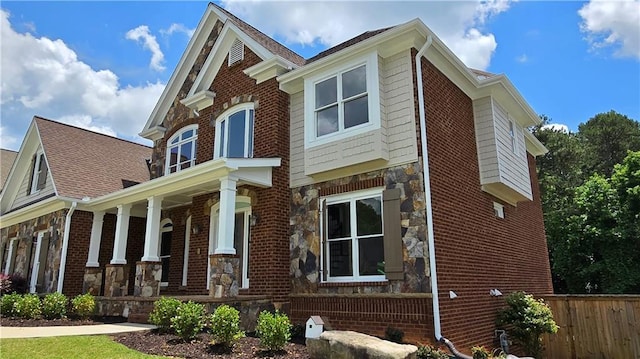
[303,51,380,149]
[244,56,297,84]
[57,201,77,293]
[29,231,45,293]
[213,103,255,159]
[3,238,17,275]
[29,151,45,195]
[165,125,198,175]
[493,202,505,219]
[322,187,385,283]
[182,216,191,286]
[180,91,215,111]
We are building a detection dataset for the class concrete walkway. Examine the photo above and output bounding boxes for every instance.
[0,323,156,339]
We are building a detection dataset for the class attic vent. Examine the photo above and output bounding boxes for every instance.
[228,39,244,66]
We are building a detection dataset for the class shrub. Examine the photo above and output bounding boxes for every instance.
[256,310,291,351]
[71,293,96,319]
[384,326,405,344]
[0,273,11,295]
[171,301,205,341]
[149,297,182,332]
[496,291,558,358]
[209,304,244,349]
[42,292,68,319]
[416,345,448,359]
[471,346,490,359]
[14,293,42,319]
[8,274,28,294]
[1,293,21,316]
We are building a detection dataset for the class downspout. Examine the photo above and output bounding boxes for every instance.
[57,201,77,293]
[415,35,443,342]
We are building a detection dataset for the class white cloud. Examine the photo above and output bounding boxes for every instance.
[125,25,166,71]
[542,123,569,133]
[161,23,195,38]
[578,0,640,59]
[0,9,162,150]
[516,54,528,63]
[220,0,514,70]
[0,126,19,150]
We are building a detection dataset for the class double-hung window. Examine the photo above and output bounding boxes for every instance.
[214,104,254,158]
[29,152,47,194]
[166,125,198,174]
[324,189,385,282]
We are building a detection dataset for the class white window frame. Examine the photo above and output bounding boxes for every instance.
[303,51,381,149]
[508,120,516,153]
[213,103,255,159]
[165,125,198,175]
[182,216,191,287]
[3,238,16,275]
[29,231,45,293]
[30,151,46,194]
[323,188,385,283]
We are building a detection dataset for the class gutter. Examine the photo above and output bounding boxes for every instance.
[415,35,443,342]
[57,201,77,293]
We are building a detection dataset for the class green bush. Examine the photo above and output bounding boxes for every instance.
[1,293,22,316]
[42,292,68,319]
[209,304,244,349]
[471,346,490,359]
[171,301,205,341]
[416,345,448,359]
[256,310,291,351]
[496,291,558,358]
[71,293,96,319]
[149,297,182,332]
[384,326,405,344]
[14,294,42,319]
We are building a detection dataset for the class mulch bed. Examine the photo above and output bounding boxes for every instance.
[0,317,310,358]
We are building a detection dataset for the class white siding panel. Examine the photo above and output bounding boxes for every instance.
[473,96,499,184]
[289,92,306,185]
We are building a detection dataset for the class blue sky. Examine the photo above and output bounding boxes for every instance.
[1,1,638,151]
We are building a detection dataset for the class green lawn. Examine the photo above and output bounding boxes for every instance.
[0,335,170,359]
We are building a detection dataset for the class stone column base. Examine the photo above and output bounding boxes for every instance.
[83,267,103,296]
[209,254,240,298]
[134,261,162,297]
[104,264,130,297]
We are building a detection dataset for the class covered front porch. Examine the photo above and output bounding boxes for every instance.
[81,158,280,299]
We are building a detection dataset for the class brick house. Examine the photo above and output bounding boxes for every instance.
[0,3,552,350]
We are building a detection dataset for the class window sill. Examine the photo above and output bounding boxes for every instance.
[319,280,388,288]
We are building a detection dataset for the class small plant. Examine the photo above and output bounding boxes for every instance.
[171,301,205,341]
[384,326,405,344]
[149,297,182,332]
[416,344,449,359]
[8,274,28,294]
[496,291,558,358]
[72,293,96,319]
[289,323,306,344]
[0,273,11,295]
[209,304,244,349]
[42,292,68,319]
[256,310,291,351]
[14,293,42,319]
[471,345,490,359]
[1,293,21,316]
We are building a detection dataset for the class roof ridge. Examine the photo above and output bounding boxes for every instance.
[305,26,395,63]
[33,116,152,149]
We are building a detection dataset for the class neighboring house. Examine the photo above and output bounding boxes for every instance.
[0,149,18,192]
[0,3,553,350]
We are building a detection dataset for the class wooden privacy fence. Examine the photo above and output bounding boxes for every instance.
[540,295,640,359]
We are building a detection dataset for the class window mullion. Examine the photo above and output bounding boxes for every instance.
[351,198,359,279]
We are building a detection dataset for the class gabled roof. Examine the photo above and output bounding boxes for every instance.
[0,149,17,192]
[34,117,152,200]
[306,27,394,63]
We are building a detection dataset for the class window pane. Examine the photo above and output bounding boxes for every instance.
[248,110,254,158]
[180,141,192,163]
[219,121,226,156]
[358,236,384,276]
[327,202,350,239]
[161,257,170,282]
[228,110,246,158]
[233,213,245,251]
[329,240,352,277]
[169,146,179,166]
[316,105,338,137]
[356,196,382,236]
[171,137,179,145]
[161,232,172,256]
[344,95,369,129]
[182,129,193,140]
[342,65,366,99]
[315,77,337,108]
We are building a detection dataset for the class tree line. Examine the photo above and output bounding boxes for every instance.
[533,110,640,294]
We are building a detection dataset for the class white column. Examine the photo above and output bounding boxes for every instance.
[141,196,163,262]
[111,204,132,264]
[215,176,237,255]
[86,211,105,267]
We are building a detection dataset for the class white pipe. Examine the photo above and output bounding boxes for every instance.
[57,201,77,293]
[415,35,443,341]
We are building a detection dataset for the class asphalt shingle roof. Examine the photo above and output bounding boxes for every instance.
[0,149,17,191]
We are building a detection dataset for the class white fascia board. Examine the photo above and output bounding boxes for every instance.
[0,197,69,229]
[225,157,281,169]
[141,126,167,142]
[244,56,297,84]
[524,131,548,156]
[187,22,274,97]
[180,90,216,111]
[0,122,36,213]
[478,75,540,127]
[140,4,220,139]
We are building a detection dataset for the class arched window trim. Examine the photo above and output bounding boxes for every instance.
[213,103,255,159]
[165,125,198,175]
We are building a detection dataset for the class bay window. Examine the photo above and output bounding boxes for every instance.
[214,104,254,159]
[166,125,198,174]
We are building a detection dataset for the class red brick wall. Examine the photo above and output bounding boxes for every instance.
[63,210,92,297]
[418,54,553,350]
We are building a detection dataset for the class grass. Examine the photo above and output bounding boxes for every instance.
[0,335,170,359]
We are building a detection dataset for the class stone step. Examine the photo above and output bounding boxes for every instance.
[127,312,150,324]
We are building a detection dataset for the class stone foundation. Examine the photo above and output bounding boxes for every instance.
[83,267,103,295]
[104,264,130,297]
[134,261,162,297]
[209,254,240,298]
